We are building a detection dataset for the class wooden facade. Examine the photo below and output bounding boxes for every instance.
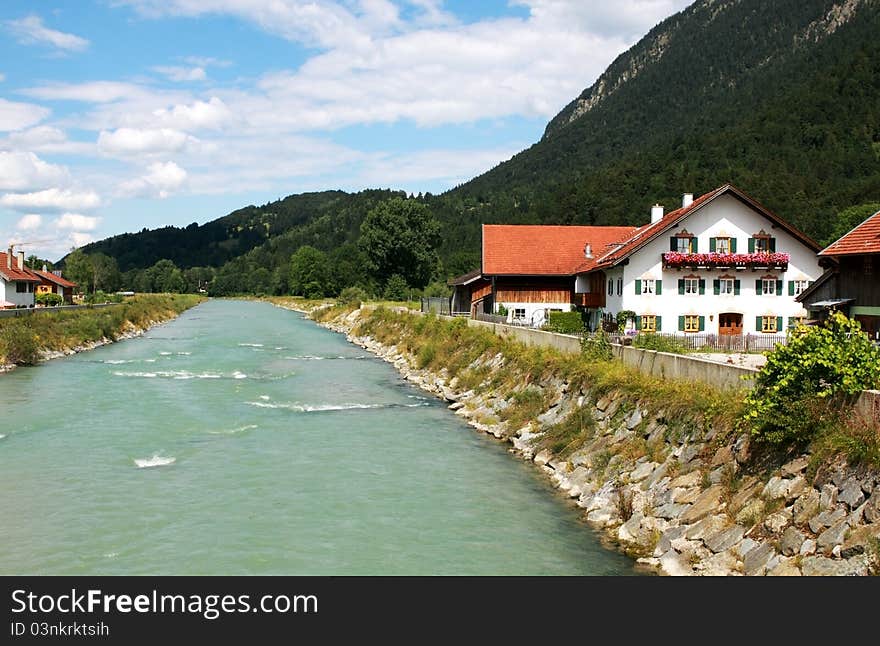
[493,278,574,304]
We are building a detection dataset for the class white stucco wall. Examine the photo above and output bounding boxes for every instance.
[609,193,822,334]
[0,278,34,307]
[498,301,572,328]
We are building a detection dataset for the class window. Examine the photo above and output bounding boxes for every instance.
[641,315,657,332]
[512,308,526,321]
[28,283,34,293]
[684,278,700,294]
[757,277,781,295]
[616,278,622,296]
[642,279,655,294]
[754,238,768,253]
[865,257,873,276]
[719,278,735,295]
[608,279,613,295]
[749,231,776,253]
[790,280,809,296]
[676,237,691,253]
[16,282,26,293]
[684,315,701,332]
[715,237,730,254]
[760,316,778,333]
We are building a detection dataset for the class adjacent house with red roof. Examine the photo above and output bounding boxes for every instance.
[798,208,880,340]
[34,265,77,304]
[0,248,41,308]
[456,184,823,335]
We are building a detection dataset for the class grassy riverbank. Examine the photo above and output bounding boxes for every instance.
[0,294,205,367]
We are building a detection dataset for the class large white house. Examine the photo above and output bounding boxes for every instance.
[0,248,39,308]
[574,184,823,335]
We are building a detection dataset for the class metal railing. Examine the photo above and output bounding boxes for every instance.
[608,331,789,352]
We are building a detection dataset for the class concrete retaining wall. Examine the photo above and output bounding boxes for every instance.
[611,345,757,390]
[465,318,583,353]
[857,390,880,423]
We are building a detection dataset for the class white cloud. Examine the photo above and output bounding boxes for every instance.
[120,161,188,198]
[183,56,231,68]
[6,15,90,52]
[16,214,43,231]
[1,126,96,156]
[153,65,207,82]
[68,231,95,248]
[98,127,196,155]
[53,213,100,231]
[0,151,70,191]
[515,1,690,39]
[0,73,5,82]
[20,81,146,103]
[152,97,234,130]
[0,188,102,212]
[0,98,51,131]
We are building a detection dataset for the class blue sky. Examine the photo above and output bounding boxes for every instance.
[0,0,691,260]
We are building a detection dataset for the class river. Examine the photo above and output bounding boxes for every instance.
[0,299,639,575]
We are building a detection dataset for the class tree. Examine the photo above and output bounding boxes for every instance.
[289,246,329,297]
[63,250,93,293]
[359,197,440,289]
[822,203,880,247]
[383,274,409,301]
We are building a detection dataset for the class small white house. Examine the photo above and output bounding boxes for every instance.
[0,249,39,308]
[574,184,823,335]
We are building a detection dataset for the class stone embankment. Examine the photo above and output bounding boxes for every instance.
[318,307,880,576]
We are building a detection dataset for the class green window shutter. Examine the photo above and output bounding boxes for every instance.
[788,281,795,296]
[678,316,685,332]
[678,279,685,295]
[635,279,641,295]
[755,279,762,295]
[770,238,777,252]
[670,237,677,252]
[734,279,741,295]
[756,316,763,332]
[698,316,705,332]
[655,316,662,332]
[776,279,783,295]
[699,279,706,295]
[748,238,756,253]
[730,238,737,253]
[656,280,662,295]
[709,237,716,252]
[635,315,642,330]
[776,316,783,332]
[690,238,698,253]
[713,279,720,295]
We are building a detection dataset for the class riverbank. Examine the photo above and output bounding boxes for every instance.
[299,303,880,576]
[0,294,205,373]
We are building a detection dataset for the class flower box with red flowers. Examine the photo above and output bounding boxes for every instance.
[661,251,789,269]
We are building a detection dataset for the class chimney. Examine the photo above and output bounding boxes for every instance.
[651,204,664,224]
[43,264,48,272]
[18,251,25,270]
[584,243,593,259]
[6,247,11,269]
[682,193,694,208]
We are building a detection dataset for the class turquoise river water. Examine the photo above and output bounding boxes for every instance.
[0,299,639,575]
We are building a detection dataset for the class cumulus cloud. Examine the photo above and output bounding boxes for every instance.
[120,161,188,198]
[0,98,51,131]
[153,65,207,82]
[16,214,43,231]
[6,15,90,52]
[98,127,196,155]
[20,81,146,103]
[0,188,102,213]
[0,151,70,191]
[53,213,100,231]
[151,97,234,130]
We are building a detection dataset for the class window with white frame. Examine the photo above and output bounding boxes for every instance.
[608,279,613,295]
[715,237,731,254]
[642,279,656,294]
[719,278,735,295]
[512,308,526,321]
[676,237,692,253]
[616,278,622,296]
[792,280,809,296]
[684,278,700,295]
[761,278,777,295]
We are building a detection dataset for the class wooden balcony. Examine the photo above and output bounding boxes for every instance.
[576,292,605,308]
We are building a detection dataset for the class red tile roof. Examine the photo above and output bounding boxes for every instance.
[34,269,77,288]
[482,224,638,276]
[0,252,41,282]
[820,209,880,256]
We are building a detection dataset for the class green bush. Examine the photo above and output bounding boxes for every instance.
[742,312,880,446]
[384,274,409,301]
[337,286,368,308]
[0,321,40,365]
[36,293,64,307]
[581,328,613,362]
[496,304,508,317]
[544,311,585,334]
[633,333,690,354]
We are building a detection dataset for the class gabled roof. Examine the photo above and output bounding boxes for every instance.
[448,268,484,286]
[482,224,637,276]
[795,268,836,304]
[0,252,41,282]
[820,209,880,256]
[584,183,822,272]
[34,269,77,288]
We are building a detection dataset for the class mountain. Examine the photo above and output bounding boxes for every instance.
[77,0,880,295]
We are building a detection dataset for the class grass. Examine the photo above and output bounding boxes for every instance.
[0,294,204,366]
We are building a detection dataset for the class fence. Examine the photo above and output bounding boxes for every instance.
[610,332,789,353]
[0,303,121,319]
